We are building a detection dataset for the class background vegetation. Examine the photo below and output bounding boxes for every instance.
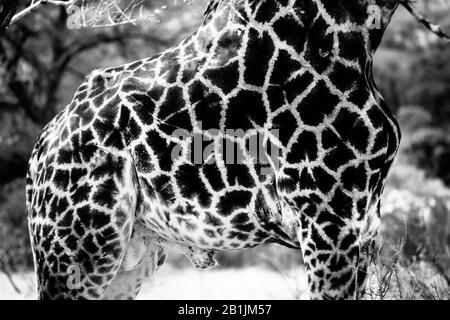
[0,0,449,299]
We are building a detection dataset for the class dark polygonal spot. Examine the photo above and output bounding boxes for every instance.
[71,184,91,203]
[235,223,255,233]
[272,110,298,145]
[162,110,193,136]
[225,90,267,130]
[298,80,339,126]
[60,209,74,228]
[310,225,332,250]
[267,87,285,112]
[313,166,336,194]
[103,128,125,150]
[126,61,144,71]
[204,229,216,238]
[329,188,353,218]
[134,144,154,174]
[152,175,175,205]
[121,77,148,92]
[368,155,386,174]
[128,118,142,141]
[204,211,224,227]
[340,231,357,251]
[273,13,309,52]
[98,99,119,123]
[226,164,255,188]
[77,205,90,226]
[304,16,334,73]
[57,147,72,165]
[80,129,94,146]
[145,130,175,172]
[118,106,130,129]
[74,102,95,126]
[189,85,222,130]
[90,155,124,181]
[323,141,355,171]
[217,190,252,216]
[348,79,370,107]
[202,163,226,192]
[159,51,180,83]
[349,119,370,153]
[316,209,346,227]
[323,224,341,245]
[158,86,185,120]
[92,118,112,143]
[76,249,94,273]
[131,100,155,128]
[342,164,367,191]
[366,106,385,129]
[92,210,111,229]
[294,196,317,217]
[333,108,358,138]
[338,30,366,64]
[74,219,85,237]
[148,85,165,102]
[244,29,275,87]
[254,0,278,22]
[102,240,122,260]
[277,168,299,192]
[83,234,98,254]
[54,169,70,190]
[66,235,79,251]
[286,130,318,163]
[299,169,315,190]
[372,131,388,154]
[231,212,250,224]
[175,164,212,207]
[271,50,302,86]
[92,178,117,209]
[204,61,240,95]
[321,128,341,150]
[329,62,361,93]
[70,168,87,186]
[328,254,349,273]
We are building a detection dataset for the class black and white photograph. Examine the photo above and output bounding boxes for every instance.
[0,0,449,302]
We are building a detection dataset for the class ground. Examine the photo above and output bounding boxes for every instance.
[0,265,309,300]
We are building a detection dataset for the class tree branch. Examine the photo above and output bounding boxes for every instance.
[10,0,76,25]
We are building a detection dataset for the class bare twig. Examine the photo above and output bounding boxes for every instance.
[10,0,76,25]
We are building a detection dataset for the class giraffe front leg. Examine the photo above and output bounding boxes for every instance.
[297,212,378,300]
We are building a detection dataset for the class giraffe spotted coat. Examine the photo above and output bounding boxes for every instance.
[26,0,401,299]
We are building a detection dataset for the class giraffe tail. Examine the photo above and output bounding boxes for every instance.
[400,0,450,41]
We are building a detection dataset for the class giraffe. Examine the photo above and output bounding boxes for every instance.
[25,0,449,300]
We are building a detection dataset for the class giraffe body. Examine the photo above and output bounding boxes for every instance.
[26,0,402,299]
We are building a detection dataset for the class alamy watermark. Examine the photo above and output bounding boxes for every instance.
[170,122,281,176]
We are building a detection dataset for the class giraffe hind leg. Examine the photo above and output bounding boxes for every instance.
[27,147,139,299]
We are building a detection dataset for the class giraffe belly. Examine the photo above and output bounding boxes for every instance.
[134,183,300,250]
[136,201,271,250]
